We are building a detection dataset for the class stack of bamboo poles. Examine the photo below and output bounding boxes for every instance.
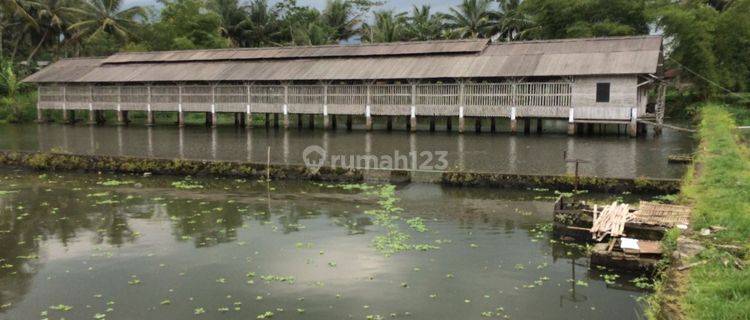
[590,202,633,241]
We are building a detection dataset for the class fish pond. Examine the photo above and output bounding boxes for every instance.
[0,123,694,179]
[0,169,655,319]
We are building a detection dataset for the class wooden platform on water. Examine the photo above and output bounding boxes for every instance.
[553,196,691,272]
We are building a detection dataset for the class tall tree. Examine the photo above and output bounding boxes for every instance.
[445,0,495,39]
[520,0,649,39]
[362,10,407,43]
[146,0,228,50]
[208,0,247,46]
[66,0,145,44]
[321,0,360,41]
[406,5,443,41]
[25,0,76,60]
[236,0,282,47]
[494,0,536,41]
[713,0,750,92]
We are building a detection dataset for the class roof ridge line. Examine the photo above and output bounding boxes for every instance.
[109,39,490,56]
[489,35,661,46]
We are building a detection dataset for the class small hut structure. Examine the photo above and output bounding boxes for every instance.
[23,35,665,136]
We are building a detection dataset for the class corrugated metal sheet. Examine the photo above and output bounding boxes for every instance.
[24,36,662,83]
[23,57,104,83]
[102,39,490,64]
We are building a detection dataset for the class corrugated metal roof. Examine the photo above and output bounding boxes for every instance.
[24,36,662,83]
[102,39,490,64]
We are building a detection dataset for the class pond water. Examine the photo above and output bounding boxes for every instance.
[0,169,651,319]
[0,122,693,179]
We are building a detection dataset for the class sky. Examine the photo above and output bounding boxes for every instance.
[122,0,462,14]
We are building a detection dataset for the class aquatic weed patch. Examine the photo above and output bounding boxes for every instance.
[333,183,436,256]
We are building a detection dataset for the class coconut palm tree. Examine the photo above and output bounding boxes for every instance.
[209,0,247,46]
[494,0,537,41]
[25,0,77,61]
[362,10,408,43]
[444,0,495,39]
[236,0,282,47]
[407,5,443,41]
[321,0,360,42]
[66,0,145,43]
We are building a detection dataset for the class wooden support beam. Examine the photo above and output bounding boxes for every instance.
[346,115,352,131]
[490,117,496,133]
[308,114,315,129]
[523,118,531,134]
[446,117,452,131]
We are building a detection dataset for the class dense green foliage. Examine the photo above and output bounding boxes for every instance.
[1,0,749,121]
[674,105,750,319]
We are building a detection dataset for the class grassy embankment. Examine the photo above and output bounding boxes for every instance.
[649,104,750,319]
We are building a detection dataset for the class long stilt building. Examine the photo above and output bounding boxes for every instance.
[23,35,665,136]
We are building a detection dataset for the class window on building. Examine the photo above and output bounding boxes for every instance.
[596,83,610,103]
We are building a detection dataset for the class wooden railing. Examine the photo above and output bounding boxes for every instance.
[37,82,598,118]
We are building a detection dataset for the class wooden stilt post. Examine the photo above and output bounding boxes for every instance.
[35,88,46,123]
[510,107,517,134]
[410,107,417,132]
[282,83,289,129]
[308,114,315,129]
[410,82,417,132]
[446,117,452,131]
[475,118,481,133]
[146,85,154,126]
[523,118,531,134]
[331,114,337,129]
[628,106,638,138]
[245,83,253,129]
[115,85,125,125]
[297,114,303,129]
[386,116,393,131]
[322,84,330,130]
[264,113,270,128]
[365,84,372,131]
[429,116,436,132]
[210,85,218,128]
[346,115,352,131]
[273,113,279,128]
[116,110,126,125]
[458,81,465,134]
[87,85,96,125]
[458,109,465,133]
[490,117,496,133]
[536,118,542,133]
[568,108,576,135]
[178,85,185,127]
